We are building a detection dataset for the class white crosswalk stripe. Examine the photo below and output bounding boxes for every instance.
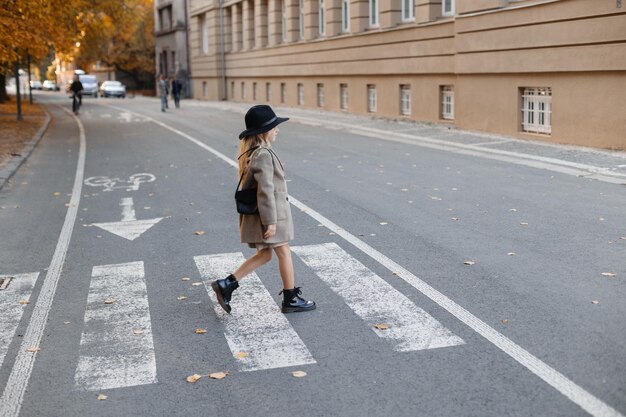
[292,243,465,351]
[194,253,316,372]
[0,273,40,369]
[74,262,157,391]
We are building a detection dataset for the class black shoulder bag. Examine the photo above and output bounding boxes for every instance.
[235,146,260,215]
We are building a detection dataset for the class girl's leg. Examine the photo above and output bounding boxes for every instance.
[233,248,273,280]
[273,244,295,289]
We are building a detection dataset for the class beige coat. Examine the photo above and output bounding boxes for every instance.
[239,146,294,245]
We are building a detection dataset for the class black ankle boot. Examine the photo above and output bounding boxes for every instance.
[280,287,316,313]
[211,274,239,314]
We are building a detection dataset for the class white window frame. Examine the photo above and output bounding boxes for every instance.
[340,83,348,110]
[369,0,379,27]
[441,85,454,120]
[442,0,455,16]
[200,14,209,54]
[299,0,305,40]
[281,0,287,43]
[521,87,552,135]
[341,0,350,32]
[317,83,325,107]
[400,85,411,116]
[402,0,414,22]
[367,85,377,112]
[280,83,286,103]
[298,83,304,105]
[319,0,326,36]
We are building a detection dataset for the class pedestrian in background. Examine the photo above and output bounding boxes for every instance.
[157,74,168,112]
[211,105,316,315]
[171,75,182,109]
[69,74,83,115]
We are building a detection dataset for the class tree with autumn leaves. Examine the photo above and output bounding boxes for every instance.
[0,0,154,103]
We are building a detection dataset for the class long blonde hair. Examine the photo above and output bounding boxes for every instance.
[238,134,268,177]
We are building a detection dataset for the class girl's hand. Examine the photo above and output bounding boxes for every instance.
[264,224,276,239]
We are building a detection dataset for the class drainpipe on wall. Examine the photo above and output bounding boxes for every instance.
[219,0,227,101]
[184,0,192,98]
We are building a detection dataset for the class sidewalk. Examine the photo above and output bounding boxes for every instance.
[183,99,626,185]
[0,100,50,191]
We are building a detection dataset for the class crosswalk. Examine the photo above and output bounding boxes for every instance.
[1,242,463,392]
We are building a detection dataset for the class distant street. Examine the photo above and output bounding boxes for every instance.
[0,92,625,417]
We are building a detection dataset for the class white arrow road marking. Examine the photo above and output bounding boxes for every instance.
[92,197,163,241]
[292,243,465,352]
[74,262,157,391]
[0,273,40,369]
[194,253,316,372]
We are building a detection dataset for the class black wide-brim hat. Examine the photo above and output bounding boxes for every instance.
[239,105,289,139]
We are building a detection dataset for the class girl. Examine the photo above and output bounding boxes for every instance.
[211,105,316,314]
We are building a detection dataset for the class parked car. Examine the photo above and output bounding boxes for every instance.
[30,80,42,90]
[79,74,99,97]
[42,80,58,91]
[99,80,126,98]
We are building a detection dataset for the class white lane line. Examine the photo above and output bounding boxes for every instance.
[74,262,157,391]
[291,243,464,352]
[108,107,624,417]
[0,107,86,417]
[194,253,316,372]
[0,273,40,368]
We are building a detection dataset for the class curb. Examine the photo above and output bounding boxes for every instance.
[0,106,52,192]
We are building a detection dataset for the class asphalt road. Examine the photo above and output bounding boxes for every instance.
[0,92,624,417]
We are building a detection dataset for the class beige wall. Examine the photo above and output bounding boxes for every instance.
[188,0,626,150]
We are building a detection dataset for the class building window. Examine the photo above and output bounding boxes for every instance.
[440,85,454,120]
[281,0,287,43]
[521,87,552,135]
[367,84,377,112]
[402,0,414,21]
[171,51,176,73]
[202,13,209,54]
[231,81,235,99]
[281,83,286,103]
[341,0,350,32]
[400,85,411,116]
[253,82,257,101]
[202,81,207,97]
[159,5,173,31]
[369,0,379,27]
[298,0,304,40]
[298,83,304,105]
[442,0,455,16]
[241,82,246,100]
[317,84,324,107]
[266,83,272,102]
[340,83,348,110]
[319,0,325,36]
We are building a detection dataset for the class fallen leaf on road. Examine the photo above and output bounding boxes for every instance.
[501,319,509,324]
[191,282,202,287]
[464,260,475,266]
[451,217,460,221]
[194,231,206,236]
[429,196,442,201]
[133,329,144,335]
[177,296,188,301]
[591,300,599,305]
[186,374,202,383]
[379,222,388,225]
[374,323,390,330]
[97,394,108,400]
[507,252,516,256]
[64,321,71,325]
[209,372,228,380]
[195,329,207,334]
[26,347,40,353]
[509,209,517,212]
[104,298,116,304]
[53,192,61,196]
[601,273,616,277]
[19,299,29,305]
[291,371,307,378]
[181,277,191,281]
[620,237,626,240]
[520,222,529,226]
[235,352,249,359]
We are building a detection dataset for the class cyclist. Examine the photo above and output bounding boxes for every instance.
[69,75,83,115]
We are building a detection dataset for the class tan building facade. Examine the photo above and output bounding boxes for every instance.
[188,0,626,150]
